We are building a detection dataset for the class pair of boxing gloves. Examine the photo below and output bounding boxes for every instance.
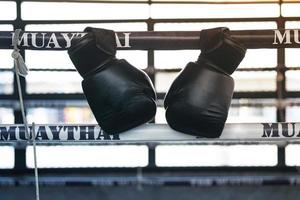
[68,27,246,138]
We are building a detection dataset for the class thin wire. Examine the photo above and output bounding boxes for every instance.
[32,122,40,200]
[16,69,40,200]
[15,66,30,139]
[13,29,40,200]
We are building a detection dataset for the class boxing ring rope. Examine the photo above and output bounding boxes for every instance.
[0,123,299,145]
[0,29,298,50]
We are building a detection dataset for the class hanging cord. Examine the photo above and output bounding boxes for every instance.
[32,122,40,200]
[12,29,40,200]
[11,29,29,138]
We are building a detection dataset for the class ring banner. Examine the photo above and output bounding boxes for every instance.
[0,29,299,50]
[0,123,300,142]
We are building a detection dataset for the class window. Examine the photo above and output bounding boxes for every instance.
[151,4,279,18]
[26,145,148,168]
[156,145,277,167]
[0,146,14,169]
[27,107,96,124]
[286,145,300,166]
[0,1,16,20]
[22,2,150,20]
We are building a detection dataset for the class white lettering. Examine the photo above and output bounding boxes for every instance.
[31,33,46,48]
[294,30,300,44]
[115,33,131,48]
[61,33,76,48]
[46,33,61,48]
[11,32,30,47]
[273,30,292,44]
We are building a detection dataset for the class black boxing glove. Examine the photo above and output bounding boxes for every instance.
[164,27,246,138]
[68,27,157,134]
[198,27,245,75]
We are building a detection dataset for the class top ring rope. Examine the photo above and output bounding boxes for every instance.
[0,29,299,50]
